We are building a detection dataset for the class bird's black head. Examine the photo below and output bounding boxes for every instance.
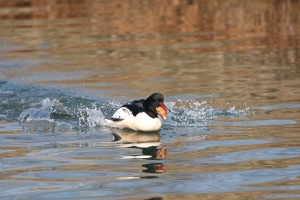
[144,93,168,120]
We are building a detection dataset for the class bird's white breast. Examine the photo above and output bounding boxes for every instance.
[107,107,163,131]
[129,112,163,131]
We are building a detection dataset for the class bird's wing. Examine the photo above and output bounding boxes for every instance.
[110,99,145,121]
[122,99,145,116]
[110,107,132,121]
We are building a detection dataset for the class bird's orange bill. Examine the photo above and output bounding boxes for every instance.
[156,103,168,120]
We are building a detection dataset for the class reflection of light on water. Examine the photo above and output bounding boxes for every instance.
[254,103,300,110]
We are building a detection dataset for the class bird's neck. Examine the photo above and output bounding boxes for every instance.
[143,101,157,119]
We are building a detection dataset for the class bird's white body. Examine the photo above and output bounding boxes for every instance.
[106,107,163,131]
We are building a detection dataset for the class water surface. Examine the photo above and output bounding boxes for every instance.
[0,1,300,199]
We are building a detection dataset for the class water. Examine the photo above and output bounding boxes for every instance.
[0,1,300,199]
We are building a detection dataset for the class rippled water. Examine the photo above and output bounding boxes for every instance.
[1,1,300,199]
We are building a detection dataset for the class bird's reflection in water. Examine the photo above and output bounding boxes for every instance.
[142,163,166,173]
[109,129,167,173]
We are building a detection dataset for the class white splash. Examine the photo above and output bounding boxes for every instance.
[164,99,249,128]
[18,98,250,133]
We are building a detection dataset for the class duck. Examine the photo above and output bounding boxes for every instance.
[105,93,168,131]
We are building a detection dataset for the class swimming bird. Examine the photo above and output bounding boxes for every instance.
[105,93,168,131]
